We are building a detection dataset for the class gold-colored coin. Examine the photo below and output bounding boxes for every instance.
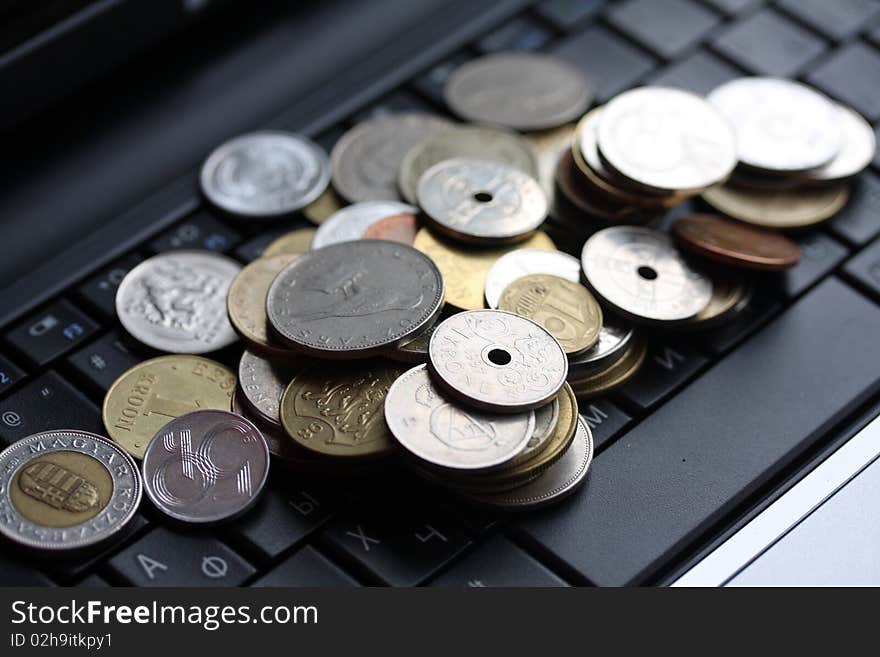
[102,355,236,459]
[682,278,749,330]
[702,182,849,229]
[570,338,647,399]
[498,274,602,355]
[413,227,556,310]
[262,228,316,256]
[280,360,403,458]
[303,187,343,225]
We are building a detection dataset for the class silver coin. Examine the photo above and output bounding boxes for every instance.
[484,248,580,309]
[596,86,737,194]
[267,240,445,358]
[0,431,142,551]
[521,396,560,458]
[385,321,439,364]
[443,52,591,131]
[238,349,298,427]
[142,409,269,524]
[418,158,548,244]
[707,77,841,174]
[567,317,634,380]
[311,200,418,250]
[808,104,876,182]
[116,251,241,353]
[200,131,329,218]
[385,364,534,470]
[398,125,538,204]
[581,226,712,323]
[330,113,452,203]
[429,309,568,412]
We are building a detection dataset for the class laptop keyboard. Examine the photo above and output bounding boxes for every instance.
[2,0,880,587]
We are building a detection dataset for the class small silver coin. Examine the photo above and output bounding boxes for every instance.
[0,430,142,552]
[237,349,298,428]
[418,158,548,244]
[116,251,241,354]
[567,317,634,380]
[808,104,876,182]
[484,248,580,309]
[581,226,712,323]
[311,200,418,250]
[200,131,329,218]
[142,409,269,524]
[443,52,591,131]
[385,364,535,470]
[267,240,445,358]
[596,86,737,194]
[330,113,453,203]
[428,309,568,412]
[520,396,561,458]
[707,77,841,174]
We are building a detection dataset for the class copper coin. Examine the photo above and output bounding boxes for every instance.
[361,212,419,245]
[671,214,801,271]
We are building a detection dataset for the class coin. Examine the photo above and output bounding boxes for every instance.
[142,409,269,524]
[707,77,841,174]
[384,364,534,470]
[230,390,308,466]
[330,113,452,203]
[581,226,712,323]
[682,277,750,330]
[443,53,590,131]
[0,431,141,551]
[267,240,444,358]
[280,360,402,458]
[524,123,576,201]
[429,309,568,412]
[361,213,419,245]
[303,186,343,225]
[116,251,241,354]
[701,182,849,229]
[385,317,440,364]
[556,147,650,222]
[569,337,647,398]
[262,228,316,256]
[671,213,801,270]
[567,316,634,380]
[398,124,538,204]
[807,104,876,182]
[521,396,562,460]
[103,355,236,459]
[238,349,300,427]
[418,158,548,244]
[311,201,418,250]
[200,131,329,218]
[484,248,581,309]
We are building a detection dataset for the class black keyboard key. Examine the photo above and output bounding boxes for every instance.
[606,0,720,60]
[0,554,55,586]
[429,535,567,587]
[695,294,781,356]
[775,233,848,299]
[0,353,25,397]
[649,49,741,96]
[618,341,708,411]
[829,173,880,247]
[352,89,435,123]
[149,212,241,254]
[578,398,632,451]
[107,527,255,587]
[6,300,98,367]
[0,371,102,446]
[233,222,309,263]
[47,514,150,581]
[776,0,880,41]
[701,0,759,15]
[712,9,826,77]
[412,52,473,106]
[76,574,111,587]
[843,234,880,299]
[252,546,359,587]
[534,0,606,30]
[76,253,143,320]
[807,42,880,122]
[517,277,880,585]
[475,16,553,54]
[67,332,140,394]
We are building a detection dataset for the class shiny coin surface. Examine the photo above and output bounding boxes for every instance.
[702,182,849,229]
[569,337,647,399]
[262,228,316,256]
[808,104,876,182]
[581,226,712,322]
[200,131,329,218]
[484,248,581,309]
[567,316,634,380]
[103,355,236,459]
[384,364,534,470]
[556,147,649,222]
[116,251,241,354]
[238,349,299,428]
[429,309,568,412]
[311,200,418,250]
[671,213,801,271]
[361,212,419,244]
[443,52,590,131]
[0,431,141,552]
[707,77,840,174]
[142,409,269,524]
[418,158,548,244]
[267,240,444,358]
[683,277,750,330]
[303,186,343,225]
[522,396,561,460]
[231,390,309,466]
[596,86,737,194]
[330,113,452,203]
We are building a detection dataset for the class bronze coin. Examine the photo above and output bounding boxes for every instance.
[671,213,801,271]
[361,212,419,245]
[555,149,643,223]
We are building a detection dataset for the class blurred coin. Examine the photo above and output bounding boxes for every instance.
[201,131,329,218]
[808,104,876,182]
[262,228,316,256]
[682,277,750,330]
[311,200,418,250]
[702,182,849,229]
[0,431,141,552]
[524,123,576,201]
[484,248,580,309]
[303,186,343,225]
[238,349,299,428]
[569,337,646,399]
[361,212,419,245]
[556,148,651,222]
[567,317,634,381]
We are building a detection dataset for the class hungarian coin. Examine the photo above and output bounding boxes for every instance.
[384,364,534,470]
[567,317,634,380]
[524,123,576,202]
[671,213,801,270]
[238,349,300,427]
[398,125,538,204]
[682,277,750,330]
[702,182,849,229]
[361,212,419,245]
[569,338,647,398]
[443,52,590,131]
[142,409,269,524]
[103,355,236,459]
[116,251,241,354]
[597,86,737,194]
[808,104,876,182]
[581,226,712,322]
[484,248,580,309]
[0,431,141,552]
[311,200,418,250]
[418,158,548,244]
[429,309,568,412]
[200,131,329,218]
[330,113,452,203]
[267,241,444,358]
[303,186,343,225]
[498,274,602,355]
[262,228,316,256]
[707,77,841,174]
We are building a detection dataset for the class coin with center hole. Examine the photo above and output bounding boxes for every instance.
[484,248,581,309]
[807,104,876,182]
[567,317,635,380]
[701,182,849,229]
[311,201,418,250]
[238,349,300,427]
